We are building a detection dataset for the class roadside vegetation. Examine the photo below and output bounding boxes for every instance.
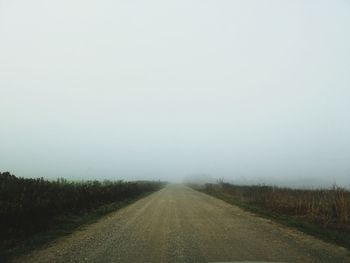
[192,182,350,249]
[0,171,165,261]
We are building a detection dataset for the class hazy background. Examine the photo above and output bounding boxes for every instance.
[1,0,349,187]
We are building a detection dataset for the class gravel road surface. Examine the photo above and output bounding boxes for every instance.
[13,185,349,263]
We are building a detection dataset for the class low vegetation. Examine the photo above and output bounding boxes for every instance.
[193,182,350,248]
[0,171,164,261]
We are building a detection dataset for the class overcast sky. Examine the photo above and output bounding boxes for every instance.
[1,0,349,186]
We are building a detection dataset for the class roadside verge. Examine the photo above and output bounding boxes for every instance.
[191,184,350,251]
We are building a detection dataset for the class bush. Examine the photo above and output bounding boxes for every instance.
[0,172,164,240]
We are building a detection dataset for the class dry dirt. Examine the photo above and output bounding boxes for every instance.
[13,185,350,263]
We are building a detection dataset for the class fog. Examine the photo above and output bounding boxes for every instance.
[1,0,349,187]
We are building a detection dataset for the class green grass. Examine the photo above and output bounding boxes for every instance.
[198,189,350,250]
[0,191,155,263]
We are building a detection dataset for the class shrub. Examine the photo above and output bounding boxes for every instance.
[0,172,164,240]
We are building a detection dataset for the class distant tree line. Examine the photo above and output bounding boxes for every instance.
[0,172,164,240]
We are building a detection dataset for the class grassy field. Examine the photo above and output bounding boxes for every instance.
[192,182,350,249]
[0,172,165,261]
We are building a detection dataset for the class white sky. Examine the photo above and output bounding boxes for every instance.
[1,0,350,186]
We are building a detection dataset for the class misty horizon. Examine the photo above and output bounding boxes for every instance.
[1,0,350,188]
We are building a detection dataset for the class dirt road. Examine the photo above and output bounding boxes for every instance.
[14,185,349,263]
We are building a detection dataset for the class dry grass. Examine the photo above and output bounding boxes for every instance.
[192,182,350,248]
[200,183,350,229]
